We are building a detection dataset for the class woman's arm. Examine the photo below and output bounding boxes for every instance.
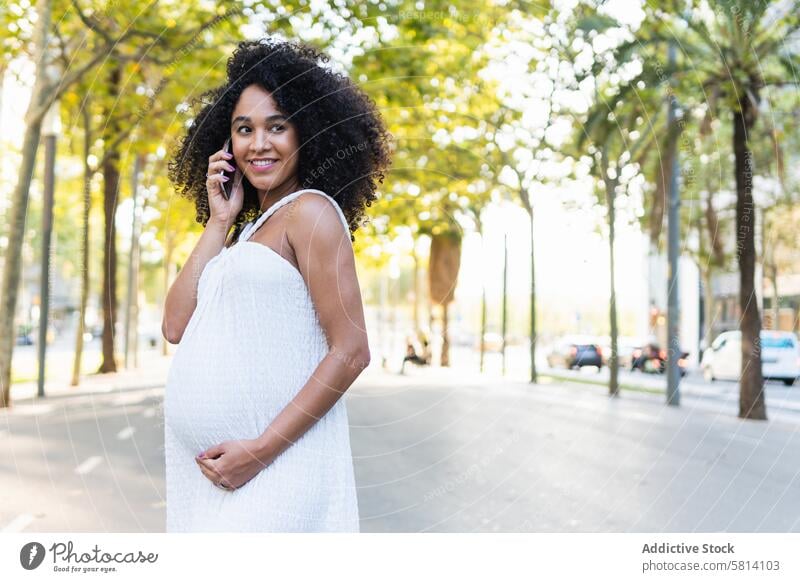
[161,217,232,344]
[163,145,245,344]
[254,194,370,464]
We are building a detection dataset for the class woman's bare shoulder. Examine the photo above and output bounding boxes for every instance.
[289,191,344,228]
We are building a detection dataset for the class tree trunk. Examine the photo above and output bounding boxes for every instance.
[0,120,45,408]
[771,265,779,331]
[0,0,54,408]
[528,206,538,384]
[133,193,150,368]
[97,65,122,374]
[411,246,420,336]
[704,186,726,267]
[441,302,450,367]
[606,178,619,397]
[428,232,461,368]
[701,187,723,347]
[71,106,93,386]
[649,130,674,248]
[733,95,767,420]
[701,266,716,348]
[124,153,144,368]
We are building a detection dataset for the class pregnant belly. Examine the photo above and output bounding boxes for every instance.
[164,355,276,452]
[164,323,325,452]
[164,353,317,451]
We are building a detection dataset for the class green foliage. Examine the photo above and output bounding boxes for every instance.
[568,0,800,251]
[349,0,513,245]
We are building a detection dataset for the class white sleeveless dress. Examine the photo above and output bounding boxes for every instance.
[164,189,360,532]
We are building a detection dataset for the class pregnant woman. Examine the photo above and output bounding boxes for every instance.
[161,38,391,532]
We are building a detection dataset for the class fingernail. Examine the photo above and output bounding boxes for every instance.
[222,176,229,182]
[223,152,233,158]
[226,164,235,171]
[197,452,205,458]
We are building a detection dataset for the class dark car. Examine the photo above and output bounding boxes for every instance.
[547,337,603,370]
[631,343,689,376]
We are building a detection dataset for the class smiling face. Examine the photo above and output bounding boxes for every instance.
[230,84,301,199]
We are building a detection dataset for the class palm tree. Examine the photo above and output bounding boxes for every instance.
[583,0,800,420]
[574,99,664,396]
[562,10,671,396]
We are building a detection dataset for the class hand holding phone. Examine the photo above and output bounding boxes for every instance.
[219,138,235,200]
[206,138,244,227]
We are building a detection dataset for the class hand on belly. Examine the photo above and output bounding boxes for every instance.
[195,438,273,491]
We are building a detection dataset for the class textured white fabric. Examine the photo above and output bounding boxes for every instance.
[164,188,359,532]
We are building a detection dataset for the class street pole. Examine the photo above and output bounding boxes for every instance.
[666,42,681,406]
[36,100,60,398]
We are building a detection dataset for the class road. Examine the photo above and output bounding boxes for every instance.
[2,363,798,533]
[440,344,800,422]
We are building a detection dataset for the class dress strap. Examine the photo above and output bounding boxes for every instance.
[239,189,349,242]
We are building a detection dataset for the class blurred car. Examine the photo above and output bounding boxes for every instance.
[701,330,800,386]
[599,336,643,368]
[630,342,689,376]
[547,336,603,370]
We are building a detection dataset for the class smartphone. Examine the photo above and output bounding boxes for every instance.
[219,138,235,200]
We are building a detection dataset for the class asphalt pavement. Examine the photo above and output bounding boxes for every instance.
[2,356,798,533]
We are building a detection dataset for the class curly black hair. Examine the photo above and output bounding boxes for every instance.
[167,37,392,244]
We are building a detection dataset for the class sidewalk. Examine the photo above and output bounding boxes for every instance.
[8,353,404,404]
[10,353,799,426]
[9,352,173,404]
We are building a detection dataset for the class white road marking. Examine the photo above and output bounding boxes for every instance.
[75,456,103,475]
[725,433,763,446]
[116,426,136,440]
[626,411,665,424]
[14,404,54,416]
[2,514,35,532]
[113,393,151,406]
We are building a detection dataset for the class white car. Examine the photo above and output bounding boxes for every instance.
[701,330,800,386]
